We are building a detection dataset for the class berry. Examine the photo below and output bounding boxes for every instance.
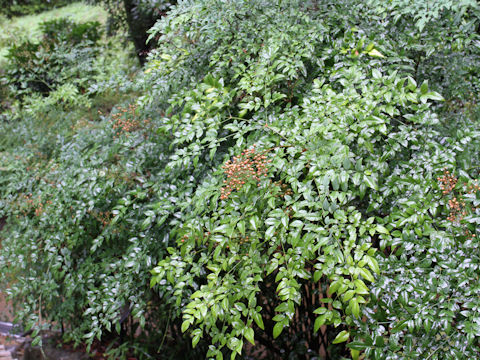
[220,146,271,200]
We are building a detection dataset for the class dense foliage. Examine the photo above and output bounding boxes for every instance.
[0,0,479,359]
[0,0,73,17]
[88,0,176,63]
[4,18,102,97]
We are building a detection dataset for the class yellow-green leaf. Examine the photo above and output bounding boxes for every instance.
[359,267,375,282]
[350,298,360,317]
[273,322,284,339]
[244,327,255,345]
[253,312,265,330]
[376,224,390,235]
[332,330,350,344]
[367,49,384,58]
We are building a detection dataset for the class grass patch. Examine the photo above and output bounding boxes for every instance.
[0,2,107,64]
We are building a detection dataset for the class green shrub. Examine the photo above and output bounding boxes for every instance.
[0,0,479,359]
[0,0,73,17]
[4,18,102,97]
[40,18,102,45]
[143,1,478,359]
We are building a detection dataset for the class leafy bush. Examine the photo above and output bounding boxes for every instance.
[0,0,479,359]
[0,99,168,351]
[0,0,73,17]
[0,18,28,52]
[143,1,478,359]
[348,1,480,359]
[40,18,102,45]
[141,2,448,359]
[368,0,480,31]
[4,18,102,97]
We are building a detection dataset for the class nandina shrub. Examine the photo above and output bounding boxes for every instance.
[0,101,176,353]
[0,0,72,17]
[40,18,102,45]
[0,0,479,359]
[143,1,457,359]
[4,18,102,98]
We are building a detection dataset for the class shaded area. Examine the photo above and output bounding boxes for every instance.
[0,217,14,324]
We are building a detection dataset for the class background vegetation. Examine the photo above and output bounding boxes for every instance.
[0,0,479,359]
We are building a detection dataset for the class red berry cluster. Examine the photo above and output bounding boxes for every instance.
[467,182,480,195]
[87,209,112,228]
[447,196,467,222]
[220,145,271,200]
[108,104,150,138]
[20,193,52,217]
[464,229,477,240]
[437,169,457,195]
[437,170,480,224]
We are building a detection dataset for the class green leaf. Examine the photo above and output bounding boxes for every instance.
[354,279,369,295]
[181,320,190,333]
[314,307,327,315]
[265,225,276,239]
[252,312,265,330]
[332,330,350,344]
[365,255,380,274]
[365,42,375,52]
[348,341,369,350]
[359,267,375,282]
[420,91,445,103]
[249,215,259,231]
[237,220,245,236]
[364,175,378,190]
[314,314,326,332]
[425,91,444,101]
[213,224,229,234]
[329,279,342,295]
[344,289,355,302]
[420,81,429,95]
[235,339,243,355]
[192,333,201,348]
[31,336,42,347]
[350,298,360,317]
[391,320,408,333]
[367,49,384,58]
[407,76,417,90]
[273,322,284,339]
[351,349,360,360]
[268,197,275,209]
[209,147,217,160]
[244,327,255,345]
[375,225,389,235]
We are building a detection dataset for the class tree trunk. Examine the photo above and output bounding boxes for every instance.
[123,0,157,65]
